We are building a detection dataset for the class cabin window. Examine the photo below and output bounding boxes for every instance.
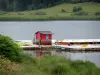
[46,35,49,40]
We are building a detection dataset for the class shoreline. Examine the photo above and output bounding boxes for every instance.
[0,19,100,21]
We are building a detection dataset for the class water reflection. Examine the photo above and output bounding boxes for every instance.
[56,51,100,67]
[24,50,100,67]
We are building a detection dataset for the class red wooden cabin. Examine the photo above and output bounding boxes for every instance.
[34,31,52,45]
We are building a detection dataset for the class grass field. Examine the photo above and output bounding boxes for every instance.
[1,54,100,75]
[12,54,100,75]
[0,2,100,21]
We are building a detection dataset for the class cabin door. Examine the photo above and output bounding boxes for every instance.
[46,34,49,40]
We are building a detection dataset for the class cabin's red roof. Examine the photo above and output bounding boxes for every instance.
[35,31,52,34]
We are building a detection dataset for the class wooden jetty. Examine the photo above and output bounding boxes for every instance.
[57,47,100,52]
[21,45,100,52]
[21,45,56,50]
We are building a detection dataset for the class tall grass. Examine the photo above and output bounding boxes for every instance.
[0,56,20,75]
[38,55,100,75]
[1,54,100,75]
[38,55,71,75]
[12,53,47,75]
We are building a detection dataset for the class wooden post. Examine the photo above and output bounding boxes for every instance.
[39,39,41,49]
[33,34,35,44]
[36,34,42,59]
[40,35,43,56]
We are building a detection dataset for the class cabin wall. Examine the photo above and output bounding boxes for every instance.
[49,34,52,40]
[41,34,52,40]
[36,32,40,40]
[41,34,52,45]
[41,34,45,40]
[35,32,52,45]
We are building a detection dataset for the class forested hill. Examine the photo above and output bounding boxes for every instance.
[0,0,100,11]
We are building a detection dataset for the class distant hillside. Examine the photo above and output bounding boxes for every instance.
[0,0,100,11]
[0,3,100,21]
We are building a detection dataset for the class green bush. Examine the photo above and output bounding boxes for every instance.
[73,6,82,12]
[95,12,100,16]
[61,9,66,12]
[0,35,23,62]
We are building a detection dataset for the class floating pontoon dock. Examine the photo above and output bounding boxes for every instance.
[15,40,100,52]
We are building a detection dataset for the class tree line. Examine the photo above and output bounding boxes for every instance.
[0,0,100,11]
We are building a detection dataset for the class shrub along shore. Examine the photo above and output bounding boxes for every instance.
[0,3,100,21]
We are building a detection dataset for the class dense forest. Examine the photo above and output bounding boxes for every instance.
[0,0,100,11]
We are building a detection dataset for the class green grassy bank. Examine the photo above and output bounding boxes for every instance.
[0,2,100,21]
[1,54,100,75]
[13,55,100,75]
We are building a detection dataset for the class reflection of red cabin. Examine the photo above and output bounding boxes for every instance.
[34,31,52,45]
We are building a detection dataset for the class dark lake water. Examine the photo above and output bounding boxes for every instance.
[0,21,100,67]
